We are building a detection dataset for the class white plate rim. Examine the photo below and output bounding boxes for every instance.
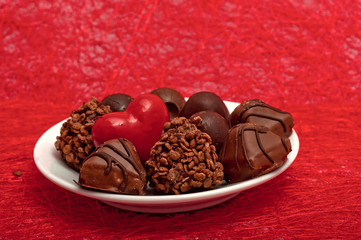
[33,100,299,208]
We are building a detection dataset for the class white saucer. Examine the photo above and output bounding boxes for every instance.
[33,101,299,213]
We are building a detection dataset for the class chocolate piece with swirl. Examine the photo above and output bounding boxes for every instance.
[219,123,291,183]
[78,138,147,195]
[229,99,294,137]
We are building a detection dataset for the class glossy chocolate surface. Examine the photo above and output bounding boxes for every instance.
[151,87,186,120]
[78,138,147,195]
[180,91,229,119]
[190,111,230,153]
[219,123,291,183]
[229,99,294,137]
[102,93,133,112]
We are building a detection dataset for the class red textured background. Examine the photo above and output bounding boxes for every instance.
[1,0,361,239]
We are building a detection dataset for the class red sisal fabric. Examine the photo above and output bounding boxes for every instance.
[1,0,361,239]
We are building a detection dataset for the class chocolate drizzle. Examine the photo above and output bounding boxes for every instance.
[239,99,287,116]
[238,101,288,132]
[238,124,288,170]
[229,99,294,137]
[102,140,146,182]
[78,138,147,195]
[220,123,292,183]
[281,135,290,151]
[87,151,129,191]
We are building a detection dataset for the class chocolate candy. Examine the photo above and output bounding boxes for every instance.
[150,87,186,120]
[145,117,224,195]
[78,138,147,195]
[102,93,133,112]
[190,111,230,153]
[229,99,294,137]
[219,123,291,183]
[54,97,112,171]
[180,91,229,120]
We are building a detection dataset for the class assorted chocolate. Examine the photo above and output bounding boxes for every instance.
[55,89,295,196]
[229,99,294,137]
[78,138,147,195]
[145,117,224,194]
[220,123,291,183]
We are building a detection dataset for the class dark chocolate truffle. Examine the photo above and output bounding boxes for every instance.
[151,87,186,120]
[219,123,291,183]
[229,99,294,137]
[190,111,230,153]
[102,93,133,112]
[145,117,224,195]
[78,138,147,195]
[180,91,229,120]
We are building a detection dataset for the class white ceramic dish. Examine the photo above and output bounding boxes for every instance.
[34,100,299,213]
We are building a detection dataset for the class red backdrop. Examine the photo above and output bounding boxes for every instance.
[1,0,360,239]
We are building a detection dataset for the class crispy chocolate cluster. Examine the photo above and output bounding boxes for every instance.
[145,117,224,195]
[55,97,112,171]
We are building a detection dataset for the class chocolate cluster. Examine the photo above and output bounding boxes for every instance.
[55,97,112,171]
[145,117,224,194]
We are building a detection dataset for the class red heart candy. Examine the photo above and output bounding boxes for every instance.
[92,93,170,164]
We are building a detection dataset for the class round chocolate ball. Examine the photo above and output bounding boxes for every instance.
[101,93,133,112]
[151,87,186,120]
[180,91,229,120]
[190,111,230,153]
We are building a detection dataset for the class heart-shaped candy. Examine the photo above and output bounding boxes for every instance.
[92,93,170,164]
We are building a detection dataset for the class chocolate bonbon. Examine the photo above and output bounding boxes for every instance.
[145,117,224,194]
[78,138,147,195]
[151,87,186,120]
[219,123,291,183]
[229,99,294,137]
[190,111,230,153]
[55,97,112,171]
[180,91,229,119]
[102,93,133,112]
